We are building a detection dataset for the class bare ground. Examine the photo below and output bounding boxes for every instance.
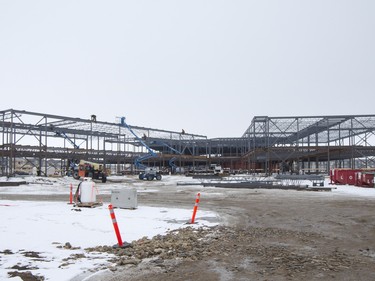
[90,184,375,281]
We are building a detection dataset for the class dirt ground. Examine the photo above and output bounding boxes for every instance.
[3,179,375,281]
[90,182,375,281]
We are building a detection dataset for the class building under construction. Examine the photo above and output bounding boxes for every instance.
[1,109,375,176]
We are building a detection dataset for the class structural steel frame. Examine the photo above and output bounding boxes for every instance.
[242,115,375,174]
[1,109,375,176]
[0,109,207,176]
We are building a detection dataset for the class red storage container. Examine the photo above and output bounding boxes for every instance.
[330,169,361,185]
[362,173,374,187]
[354,172,374,187]
[330,168,346,184]
[345,170,358,185]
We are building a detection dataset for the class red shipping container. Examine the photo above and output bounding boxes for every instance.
[330,169,361,185]
[330,168,347,184]
[346,170,358,185]
[362,173,374,187]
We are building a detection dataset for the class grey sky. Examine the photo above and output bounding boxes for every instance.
[1,0,374,138]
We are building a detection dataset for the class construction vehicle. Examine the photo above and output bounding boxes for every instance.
[149,140,183,174]
[70,160,108,183]
[210,164,223,175]
[138,167,162,181]
[119,117,162,181]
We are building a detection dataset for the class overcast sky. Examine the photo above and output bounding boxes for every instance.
[0,1,374,138]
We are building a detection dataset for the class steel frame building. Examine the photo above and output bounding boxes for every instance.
[1,109,375,176]
[241,115,375,174]
[0,109,207,176]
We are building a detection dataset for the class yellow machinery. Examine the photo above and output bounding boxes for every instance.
[72,160,108,183]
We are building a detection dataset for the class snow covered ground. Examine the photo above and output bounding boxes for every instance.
[0,175,218,281]
[1,174,375,280]
[331,184,375,197]
[318,177,375,198]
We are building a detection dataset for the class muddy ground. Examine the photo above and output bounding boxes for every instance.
[2,179,375,280]
[92,182,375,281]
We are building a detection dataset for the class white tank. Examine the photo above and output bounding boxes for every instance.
[80,179,96,203]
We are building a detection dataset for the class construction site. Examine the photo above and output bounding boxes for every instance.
[2,109,375,281]
[1,109,375,178]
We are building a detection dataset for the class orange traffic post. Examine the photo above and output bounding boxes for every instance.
[190,192,201,224]
[68,183,73,204]
[108,204,124,248]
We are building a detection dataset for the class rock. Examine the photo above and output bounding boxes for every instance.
[154,248,164,254]
[109,266,117,272]
[121,258,141,265]
[153,258,164,265]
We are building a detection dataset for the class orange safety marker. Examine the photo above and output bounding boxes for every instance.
[190,192,201,224]
[68,183,73,204]
[108,204,124,248]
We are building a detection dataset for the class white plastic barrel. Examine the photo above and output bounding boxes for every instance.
[80,179,96,203]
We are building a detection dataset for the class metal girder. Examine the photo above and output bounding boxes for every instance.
[242,115,375,174]
[0,109,207,176]
[243,115,375,145]
[1,109,375,176]
[0,109,207,142]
